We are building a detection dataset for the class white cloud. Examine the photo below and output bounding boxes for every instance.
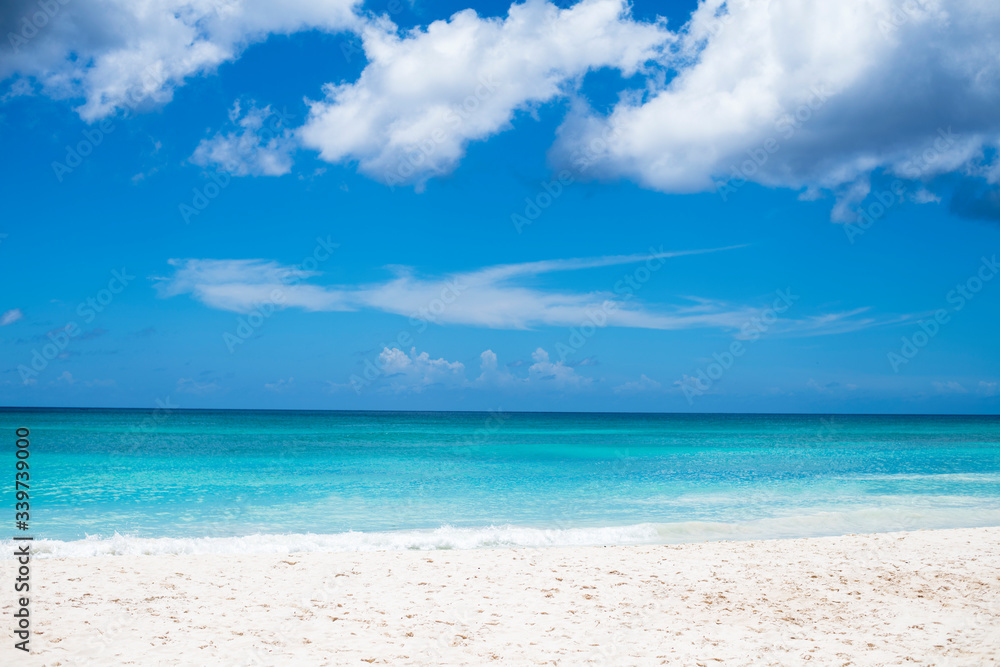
[0,308,23,326]
[613,374,661,394]
[264,376,294,392]
[0,77,32,103]
[806,379,858,394]
[51,371,113,388]
[932,380,968,394]
[177,377,221,394]
[6,0,1000,219]
[479,349,499,373]
[758,307,906,339]
[526,347,590,389]
[154,247,767,331]
[156,248,902,337]
[154,258,351,312]
[299,0,669,188]
[358,345,591,393]
[191,101,296,176]
[376,347,466,393]
[1,0,361,121]
[352,248,752,330]
[976,381,997,397]
[550,0,1000,220]
[474,349,518,387]
[912,188,942,204]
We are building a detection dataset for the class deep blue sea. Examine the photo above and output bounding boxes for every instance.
[3,409,999,557]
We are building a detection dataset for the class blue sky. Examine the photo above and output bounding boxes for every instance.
[2,0,999,413]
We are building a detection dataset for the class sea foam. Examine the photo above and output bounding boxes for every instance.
[7,506,1000,559]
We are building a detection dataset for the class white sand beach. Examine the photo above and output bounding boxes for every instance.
[4,527,999,665]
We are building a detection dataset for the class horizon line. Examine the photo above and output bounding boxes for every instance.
[2,406,998,418]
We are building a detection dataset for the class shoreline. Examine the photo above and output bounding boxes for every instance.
[9,511,1000,559]
[4,526,998,664]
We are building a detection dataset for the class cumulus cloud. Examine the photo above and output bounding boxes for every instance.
[526,347,590,388]
[613,374,661,394]
[1,0,360,120]
[11,0,1000,218]
[191,101,297,176]
[550,0,1000,221]
[298,0,669,188]
[474,349,517,387]
[376,347,466,393]
[357,346,590,393]
[0,308,23,326]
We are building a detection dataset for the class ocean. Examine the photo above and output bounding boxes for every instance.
[3,409,999,557]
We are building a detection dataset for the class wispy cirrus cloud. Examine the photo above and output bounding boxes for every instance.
[153,258,352,313]
[155,247,757,331]
[0,308,23,326]
[154,246,900,337]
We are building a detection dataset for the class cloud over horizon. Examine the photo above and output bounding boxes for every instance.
[341,345,593,394]
[154,248,901,337]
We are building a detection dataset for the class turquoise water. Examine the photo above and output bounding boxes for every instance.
[2,409,999,556]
